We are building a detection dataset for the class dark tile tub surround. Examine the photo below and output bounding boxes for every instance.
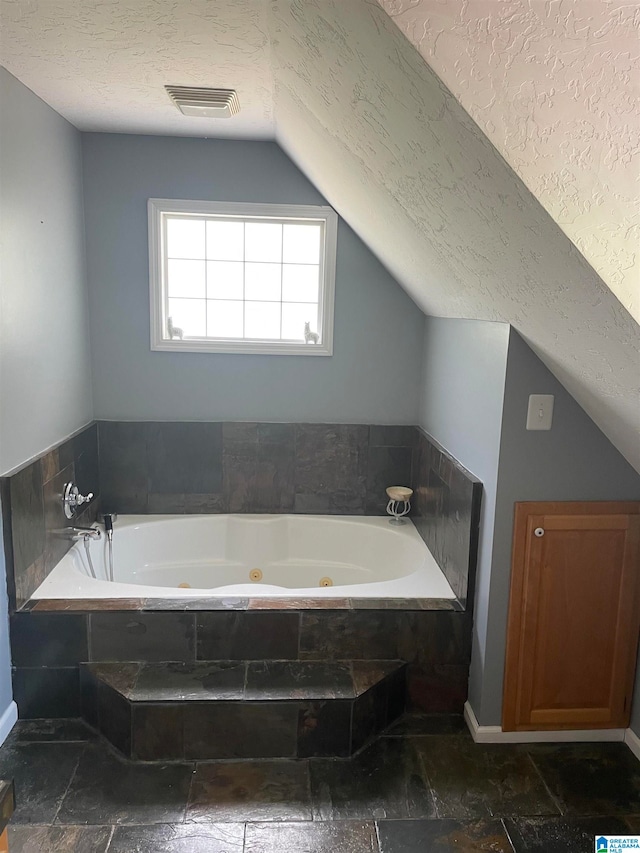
[11,608,471,719]
[411,429,482,608]
[98,421,417,516]
[79,659,406,760]
[3,420,482,725]
[0,424,100,610]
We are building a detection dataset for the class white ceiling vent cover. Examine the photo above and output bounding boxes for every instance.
[165,86,240,118]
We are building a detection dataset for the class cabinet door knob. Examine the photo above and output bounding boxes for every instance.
[534,527,545,537]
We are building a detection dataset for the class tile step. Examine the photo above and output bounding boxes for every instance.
[82,659,405,703]
[80,660,407,760]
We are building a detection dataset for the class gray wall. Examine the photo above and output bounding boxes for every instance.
[419,317,511,723]
[0,68,93,476]
[476,329,640,727]
[419,318,640,735]
[82,133,424,424]
[0,68,94,737]
[0,509,13,725]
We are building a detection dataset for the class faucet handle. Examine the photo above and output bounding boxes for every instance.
[62,483,95,519]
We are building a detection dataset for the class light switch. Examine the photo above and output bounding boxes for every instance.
[526,394,554,430]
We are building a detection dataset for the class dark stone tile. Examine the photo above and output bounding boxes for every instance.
[417,738,559,819]
[10,612,88,667]
[383,714,467,737]
[258,423,295,444]
[223,422,259,443]
[147,422,223,494]
[366,445,413,514]
[42,465,76,573]
[253,441,295,512]
[626,815,640,832]
[187,760,312,822]
[184,702,298,759]
[351,661,405,696]
[9,461,45,579]
[148,493,186,513]
[397,611,472,667]
[377,818,513,852]
[299,612,398,660]
[0,741,84,824]
[527,742,640,816]
[98,421,149,513]
[223,433,257,513]
[56,742,192,825]
[248,597,350,610]
[8,825,112,852]
[184,492,227,513]
[411,430,482,611]
[87,662,140,697]
[134,661,245,700]
[504,815,631,853]
[385,666,408,725]
[245,821,377,852]
[79,665,98,727]
[298,700,352,758]
[96,681,132,755]
[294,424,368,514]
[133,705,183,760]
[13,667,80,718]
[246,661,354,700]
[310,738,435,820]
[369,425,418,447]
[350,597,455,610]
[57,436,75,470]
[33,598,145,611]
[196,612,299,660]
[73,424,100,499]
[90,612,195,661]
[351,681,389,753]
[142,596,248,611]
[109,823,245,853]
[14,556,48,611]
[40,448,60,484]
[407,663,469,714]
[6,718,96,744]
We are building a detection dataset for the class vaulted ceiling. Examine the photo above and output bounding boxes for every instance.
[1,0,638,471]
[378,0,640,324]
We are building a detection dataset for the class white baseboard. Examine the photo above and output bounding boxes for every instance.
[464,701,626,744]
[0,702,17,747]
[624,727,640,761]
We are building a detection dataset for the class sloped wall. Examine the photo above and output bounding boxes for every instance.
[378,0,640,323]
[269,0,640,475]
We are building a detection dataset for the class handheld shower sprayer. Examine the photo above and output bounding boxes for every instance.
[103,514,117,582]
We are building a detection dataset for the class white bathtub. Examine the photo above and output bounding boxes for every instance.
[31,514,456,600]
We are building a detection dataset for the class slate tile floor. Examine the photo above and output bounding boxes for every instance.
[0,716,638,852]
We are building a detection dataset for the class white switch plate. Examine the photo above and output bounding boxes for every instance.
[526,394,554,430]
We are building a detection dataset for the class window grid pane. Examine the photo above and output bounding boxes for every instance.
[163,215,326,342]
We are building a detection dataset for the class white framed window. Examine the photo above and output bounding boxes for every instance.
[148,199,337,355]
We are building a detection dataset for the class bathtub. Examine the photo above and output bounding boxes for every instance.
[31,514,456,600]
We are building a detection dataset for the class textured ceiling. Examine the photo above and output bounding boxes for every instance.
[377,0,640,324]
[1,0,638,471]
[0,0,274,138]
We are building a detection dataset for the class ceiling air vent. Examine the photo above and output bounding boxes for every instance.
[165,86,240,118]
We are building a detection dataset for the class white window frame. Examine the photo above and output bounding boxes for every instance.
[148,198,337,356]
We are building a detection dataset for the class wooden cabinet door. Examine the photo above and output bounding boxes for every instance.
[503,502,640,731]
